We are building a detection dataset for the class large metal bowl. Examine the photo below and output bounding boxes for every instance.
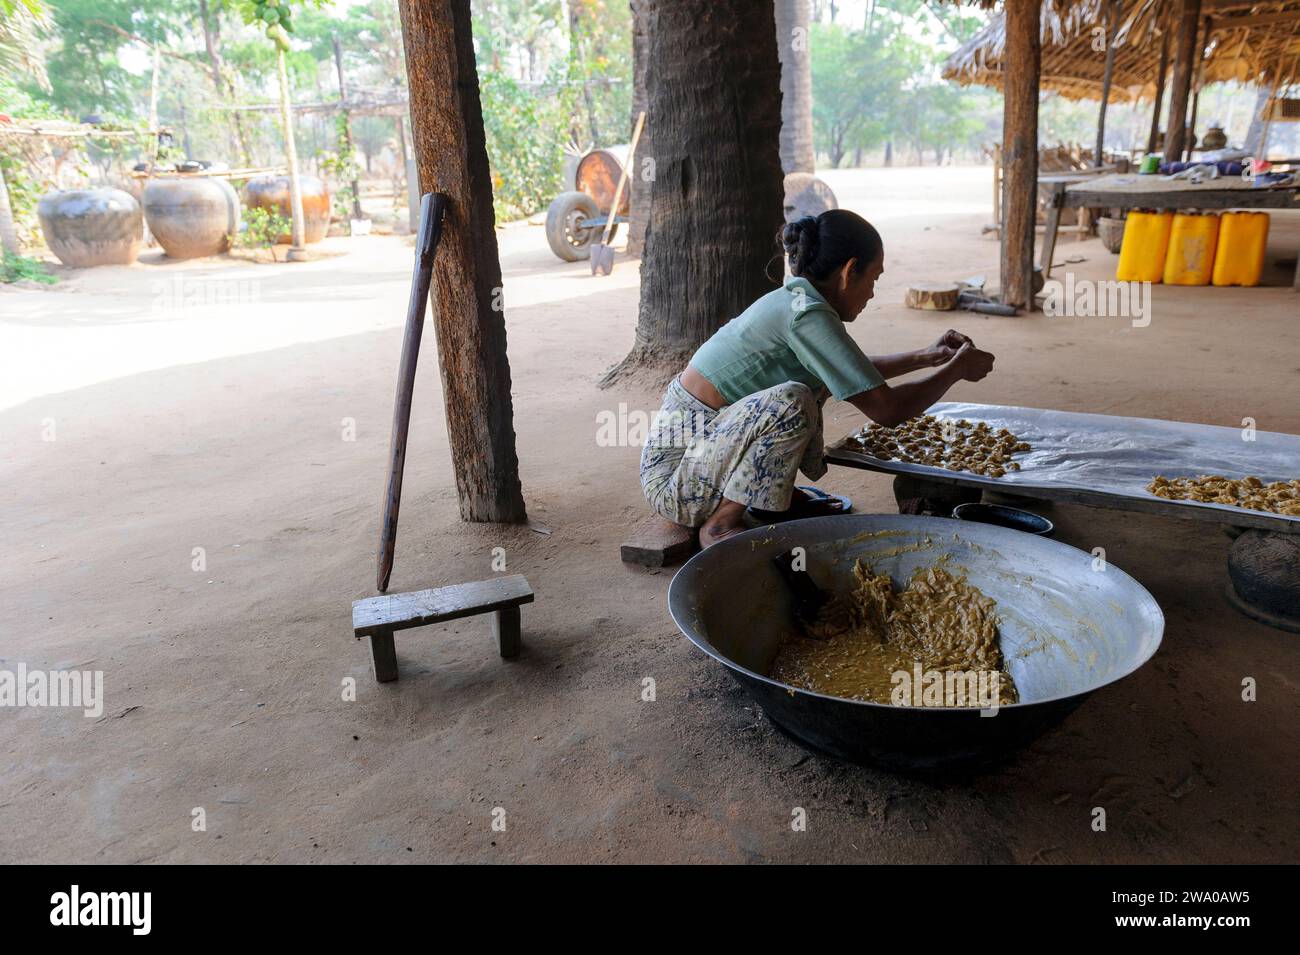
[668,515,1164,773]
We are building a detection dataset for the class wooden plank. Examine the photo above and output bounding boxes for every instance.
[353,574,534,636]
[1062,187,1298,211]
[620,515,697,568]
[824,447,1300,535]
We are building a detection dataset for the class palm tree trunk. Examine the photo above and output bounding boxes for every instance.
[774,0,815,174]
[604,0,785,383]
[0,166,21,255]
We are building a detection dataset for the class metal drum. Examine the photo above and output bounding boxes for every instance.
[575,144,631,217]
[668,514,1164,773]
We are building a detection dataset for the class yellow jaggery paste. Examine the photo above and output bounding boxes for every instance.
[1148,474,1300,516]
[770,560,1018,707]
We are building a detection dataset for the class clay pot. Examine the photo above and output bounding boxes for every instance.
[243,174,331,244]
[143,177,240,260]
[37,188,143,268]
[1201,125,1228,151]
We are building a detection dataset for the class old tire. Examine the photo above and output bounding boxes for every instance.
[546,190,599,261]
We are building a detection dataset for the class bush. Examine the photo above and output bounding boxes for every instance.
[478,71,570,222]
[237,206,291,248]
[1,250,57,285]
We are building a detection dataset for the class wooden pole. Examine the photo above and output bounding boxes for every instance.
[1163,0,1202,164]
[1146,27,1170,155]
[999,0,1040,310]
[396,0,527,524]
[1094,0,1119,167]
[1186,16,1211,156]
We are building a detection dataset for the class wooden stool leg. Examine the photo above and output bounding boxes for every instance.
[370,629,398,682]
[494,605,522,659]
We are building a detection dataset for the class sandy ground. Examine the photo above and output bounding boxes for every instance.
[1,165,1298,864]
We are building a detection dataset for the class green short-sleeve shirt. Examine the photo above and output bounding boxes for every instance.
[689,275,884,404]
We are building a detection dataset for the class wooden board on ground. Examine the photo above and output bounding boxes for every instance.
[621,516,697,568]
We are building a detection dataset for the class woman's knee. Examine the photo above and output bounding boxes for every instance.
[767,381,818,429]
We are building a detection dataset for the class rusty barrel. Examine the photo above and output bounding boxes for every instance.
[244,174,331,244]
[575,145,632,217]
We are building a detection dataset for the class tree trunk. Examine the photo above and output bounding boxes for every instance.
[1163,0,1201,163]
[0,166,21,255]
[627,0,652,257]
[774,0,815,174]
[276,47,307,251]
[397,0,527,523]
[999,0,1040,310]
[197,0,250,164]
[604,0,785,384]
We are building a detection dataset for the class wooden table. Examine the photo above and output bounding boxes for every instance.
[1039,172,1300,289]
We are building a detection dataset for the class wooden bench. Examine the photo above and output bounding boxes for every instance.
[351,574,534,682]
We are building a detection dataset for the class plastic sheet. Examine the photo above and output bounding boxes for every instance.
[828,402,1300,526]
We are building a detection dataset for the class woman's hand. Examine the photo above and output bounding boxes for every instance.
[923,329,974,367]
[950,341,995,381]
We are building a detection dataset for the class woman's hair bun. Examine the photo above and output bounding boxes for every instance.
[781,215,820,275]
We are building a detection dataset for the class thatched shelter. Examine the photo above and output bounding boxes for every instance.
[944,0,1300,103]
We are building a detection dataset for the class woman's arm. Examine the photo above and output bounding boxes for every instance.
[868,329,973,380]
[848,342,994,427]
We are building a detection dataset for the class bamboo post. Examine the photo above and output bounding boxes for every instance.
[999,0,1040,310]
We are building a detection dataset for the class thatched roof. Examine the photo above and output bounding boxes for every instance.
[943,0,1300,102]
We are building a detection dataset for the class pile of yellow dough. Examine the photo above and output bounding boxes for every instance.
[850,414,1031,478]
[1148,475,1300,516]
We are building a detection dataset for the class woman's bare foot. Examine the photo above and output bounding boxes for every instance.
[699,500,749,547]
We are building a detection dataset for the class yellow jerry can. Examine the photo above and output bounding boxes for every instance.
[1163,212,1220,286]
[1211,212,1270,287]
[1116,210,1173,282]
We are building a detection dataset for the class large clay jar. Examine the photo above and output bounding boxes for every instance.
[37,188,143,267]
[244,174,330,244]
[143,177,240,259]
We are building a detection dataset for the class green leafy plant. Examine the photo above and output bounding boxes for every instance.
[237,205,291,248]
[1,249,56,284]
[478,69,569,222]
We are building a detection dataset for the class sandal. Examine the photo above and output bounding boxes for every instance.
[748,485,853,524]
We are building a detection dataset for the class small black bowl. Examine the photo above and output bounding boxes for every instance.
[952,501,1054,536]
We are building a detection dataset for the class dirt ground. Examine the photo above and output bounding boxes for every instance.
[2,166,1297,864]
